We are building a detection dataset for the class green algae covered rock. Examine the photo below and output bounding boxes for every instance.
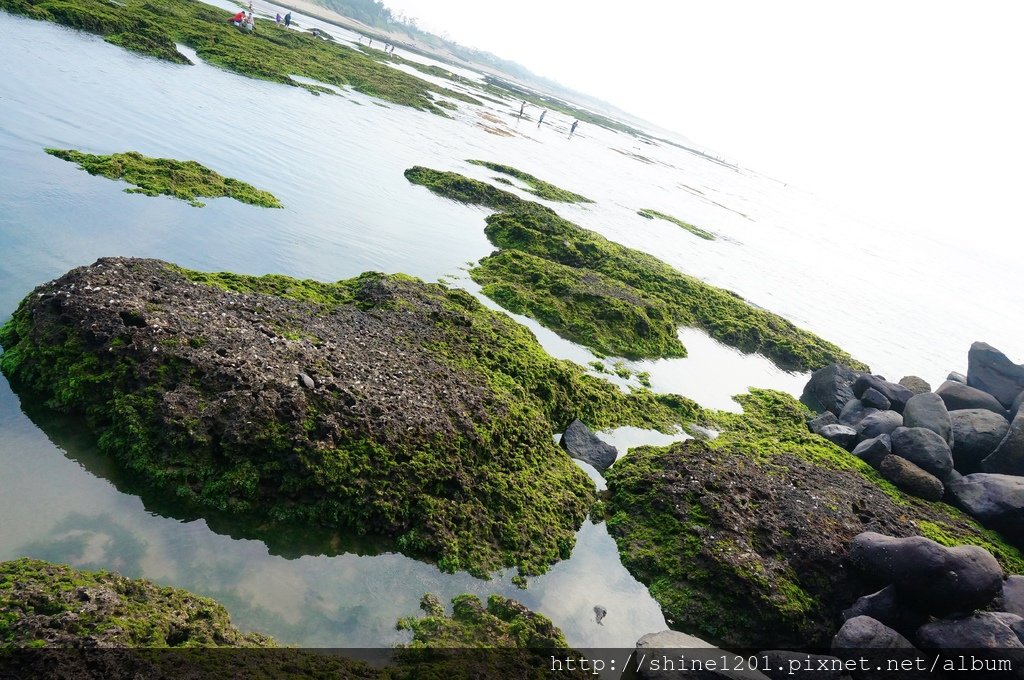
[604,389,1024,649]
[0,258,696,577]
[0,557,273,647]
[467,160,593,203]
[0,0,478,112]
[395,593,591,680]
[404,166,867,372]
[637,208,715,240]
[46,149,282,208]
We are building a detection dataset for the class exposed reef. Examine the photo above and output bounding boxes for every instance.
[604,389,1024,649]
[404,166,866,371]
[637,208,715,241]
[46,149,282,208]
[0,0,478,112]
[467,160,593,203]
[0,258,701,577]
[0,557,273,647]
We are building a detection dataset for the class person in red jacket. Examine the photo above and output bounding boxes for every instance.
[229,10,245,24]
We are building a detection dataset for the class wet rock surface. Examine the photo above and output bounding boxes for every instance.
[559,419,618,472]
[0,257,616,576]
[0,558,273,647]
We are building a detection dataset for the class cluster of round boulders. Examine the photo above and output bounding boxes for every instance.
[803,342,1024,543]
[832,532,1024,674]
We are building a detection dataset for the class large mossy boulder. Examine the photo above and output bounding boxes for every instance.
[604,390,1024,649]
[0,258,696,577]
[0,557,273,647]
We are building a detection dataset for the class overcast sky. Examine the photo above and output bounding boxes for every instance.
[382,0,1024,245]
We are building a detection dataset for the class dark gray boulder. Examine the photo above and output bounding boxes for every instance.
[802,364,864,417]
[878,455,944,501]
[948,371,968,384]
[981,412,1024,476]
[861,387,891,411]
[1000,576,1024,619]
[832,616,926,680]
[852,434,891,467]
[899,376,932,395]
[968,342,1024,409]
[807,411,839,435]
[950,409,1011,474]
[1013,391,1024,422]
[902,392,953,446]
[916,611,1024,650]
[760,651,844,680]
[946,473,1024,541]
[560,419,618,472]
[936,380,1008,418]
[841,585,928,640]
[819,424,858,451]
[856,410,903,440]
[854,375,914,413]
[849,532,1004,615]
[890,427,954,481]
[838,398,878,427]
[832,615,918,650]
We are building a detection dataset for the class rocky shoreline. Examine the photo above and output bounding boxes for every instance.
[802,342,1024,546]
[0,257,701,578]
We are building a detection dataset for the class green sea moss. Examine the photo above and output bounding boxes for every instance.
[0,0,476,113]
[638,208,715,241]
[46,149,282,208]
[467,160,592,203]
[471,250,686,360]
[0,558,274,647]
[604,389,1024,647]
[0,259,698,578]
[405,166,867,372]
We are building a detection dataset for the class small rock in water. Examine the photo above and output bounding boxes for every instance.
[594,605,607,625]
[298,372,315,389]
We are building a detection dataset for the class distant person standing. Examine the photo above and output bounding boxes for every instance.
[284,11,291,26]
[569,120,579,138]
[537,109,547,127]
[275,12,281,23]
[518,100,525,117]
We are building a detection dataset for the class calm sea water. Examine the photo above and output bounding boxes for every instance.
[1,3,1021,649]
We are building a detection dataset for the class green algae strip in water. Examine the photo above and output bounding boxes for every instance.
[467,160,593,203]
[45,149,283,208]
[638,208,715,240]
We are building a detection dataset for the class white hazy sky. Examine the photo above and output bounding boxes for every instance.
[383,0,1024,245]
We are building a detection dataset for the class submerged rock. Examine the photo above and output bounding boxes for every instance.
[0,257,677,577]
[968,341,1024,409]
